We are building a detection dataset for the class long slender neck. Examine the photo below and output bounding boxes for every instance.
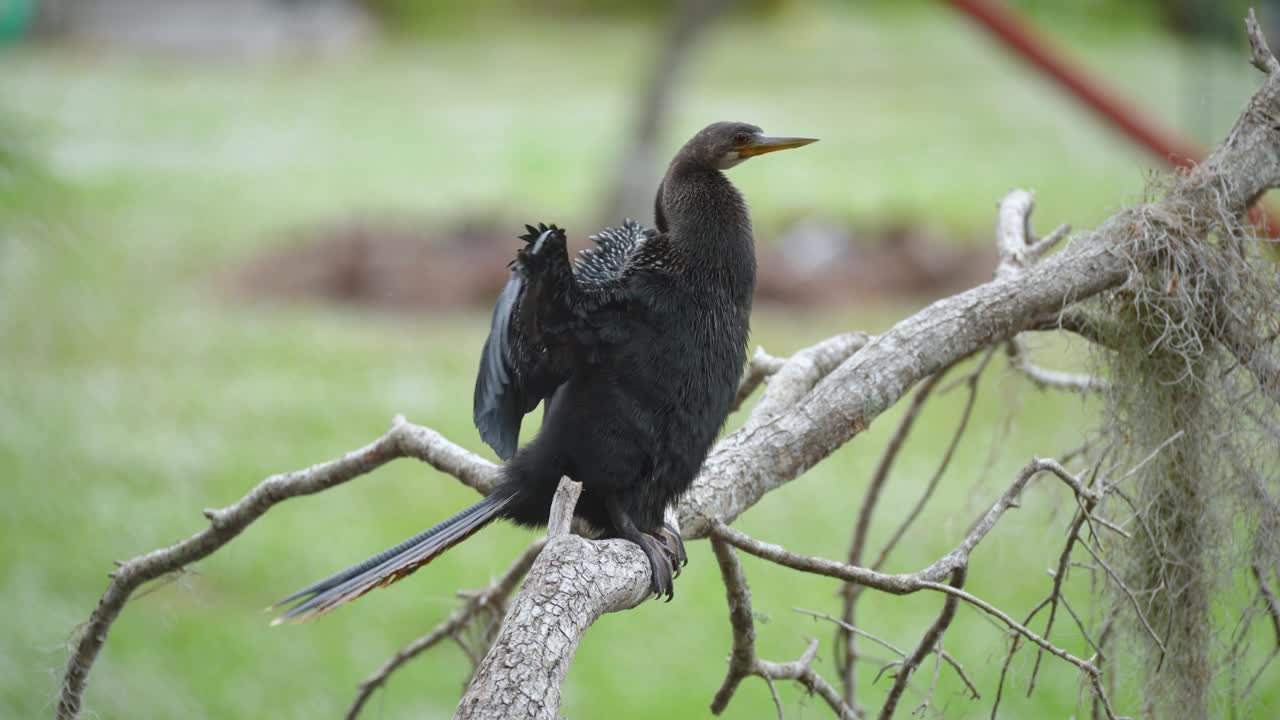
[655,163,756,299]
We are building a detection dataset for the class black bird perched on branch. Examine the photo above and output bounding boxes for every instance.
[274,122,816,622]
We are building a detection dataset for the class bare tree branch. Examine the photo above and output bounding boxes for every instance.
[990,597,1052,720]
[872,349,991,571]
[838,363,952,705]
[57,21,1280,719]
[1024,451,1118,697]
[1026,508,1092,695]
[758,640,854,720]
[994,189,1067,281]
[995,189,1105,393]
[711,518,1102,680]
[708,537,856,719]
[732,345,787,412]
[455,478,650,719]
[709,451,1123,713]
[1255,563,1280,645]
[1248,8,1280,75]
[879,568,967,720]
[58,415,497,720]
[346,539,547,720]
[1214,309,1280,406]
[1007,337,1106,393]
[708,536,757,713]
[546,478,582,537]
[799,608,979,701]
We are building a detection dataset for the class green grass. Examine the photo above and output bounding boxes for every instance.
[2,5,1275,719]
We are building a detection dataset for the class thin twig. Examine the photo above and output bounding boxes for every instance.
[913,640,944,717]
[708,538,857,719]
[1058,590,1106,662]
[1027,508,1090,697]
[709,536,757,714]
[1028,447,1113,698]
[879,568,968,720]
[803,608,906,658]
[1006,337,1106,393]
[873,347,993,571]
[990,597,1052,720]
[1254,563,1280,645]
[839,364,953,703]
[710,454,1124,713]
[711,522,1099,676]
[1075,536,1167,656]
[345,538,547,720]
[797,608,979,700]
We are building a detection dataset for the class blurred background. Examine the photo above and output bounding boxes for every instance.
[3,0,1278,718]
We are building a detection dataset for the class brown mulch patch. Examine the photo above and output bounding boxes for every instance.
[221,213,996,310]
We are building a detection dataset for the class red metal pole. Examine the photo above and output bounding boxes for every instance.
[945,0,1280,238]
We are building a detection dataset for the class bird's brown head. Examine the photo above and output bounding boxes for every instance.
[676,121,818,172]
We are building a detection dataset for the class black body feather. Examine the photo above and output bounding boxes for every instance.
[274,122,812,619]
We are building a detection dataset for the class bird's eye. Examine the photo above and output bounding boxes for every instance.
[733,132,749,145]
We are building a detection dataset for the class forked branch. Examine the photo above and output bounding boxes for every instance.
[708,537,856,719]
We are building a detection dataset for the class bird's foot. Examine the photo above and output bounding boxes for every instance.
[655,523,688,576]
[636,533,676,601]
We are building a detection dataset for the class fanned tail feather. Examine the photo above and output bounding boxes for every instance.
[271,492,514,624]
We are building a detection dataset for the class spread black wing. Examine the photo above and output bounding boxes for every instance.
[473,220,655,459]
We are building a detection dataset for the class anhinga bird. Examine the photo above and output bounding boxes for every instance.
[274,122,816,622]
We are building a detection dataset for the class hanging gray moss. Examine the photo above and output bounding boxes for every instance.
[1086,180,1280,719]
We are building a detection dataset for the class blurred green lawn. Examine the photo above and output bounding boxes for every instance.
[2,5,1275,719]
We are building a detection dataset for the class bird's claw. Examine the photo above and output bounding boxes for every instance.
[655,523,688,576]
[638,533,676,602]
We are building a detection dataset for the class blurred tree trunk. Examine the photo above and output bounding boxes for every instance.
[599,0,735,226]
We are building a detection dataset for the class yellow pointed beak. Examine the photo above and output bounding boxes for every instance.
[735,135,819,158]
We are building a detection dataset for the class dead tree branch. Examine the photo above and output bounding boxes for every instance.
[879,568,968,720]
[708,537,856,719]
[709,452,1127,717]
[1007,338,1106,393]
[732,345,787,412]
[454,479,651,719]
[873,348,990,572]
[57,415,497,720]
[995,189,1105,393]
[346,538,547,720]
[837,364,953,706]
[1256,564,1280,645]
[453,44,1280,710]
[1248,8,1280,75]
[601,0,737,223]
[57,18,1280,720]
[799,608,980,702]
[709,518,1102,680]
